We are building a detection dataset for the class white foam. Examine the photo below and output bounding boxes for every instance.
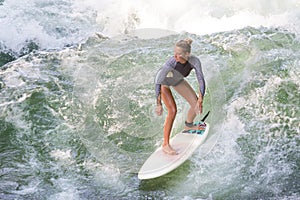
[79,0,300,36]
[49,178,80,200]
[50,149,73,162]
[0,0,97,52]
[1,0,300,53]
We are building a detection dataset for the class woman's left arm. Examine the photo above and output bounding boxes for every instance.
[189,56,206,113]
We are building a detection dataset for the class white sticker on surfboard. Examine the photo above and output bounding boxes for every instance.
[138,122,210,180]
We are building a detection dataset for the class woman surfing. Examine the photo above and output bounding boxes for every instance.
[155,38,206,155]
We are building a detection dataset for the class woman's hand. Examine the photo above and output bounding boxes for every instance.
[156,104,163,116]
[194,98,203,114]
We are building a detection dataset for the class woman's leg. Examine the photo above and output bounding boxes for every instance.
[173,80,202,130]
[161,86,178,155]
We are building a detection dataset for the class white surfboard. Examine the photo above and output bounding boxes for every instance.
[138,123,210,180]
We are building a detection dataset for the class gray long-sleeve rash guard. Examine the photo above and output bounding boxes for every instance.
[155,55,205,100]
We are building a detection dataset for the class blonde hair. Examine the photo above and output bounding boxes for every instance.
[175,38,193,54]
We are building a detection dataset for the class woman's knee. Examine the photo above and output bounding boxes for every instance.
[167,106,177,119]
[167,105,177,120]
[161,86,177,118]
[189,99,198,108]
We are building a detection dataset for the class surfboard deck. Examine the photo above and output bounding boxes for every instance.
[138,123,210,180]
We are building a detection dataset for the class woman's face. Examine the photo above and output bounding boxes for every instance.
[174,46,189,64]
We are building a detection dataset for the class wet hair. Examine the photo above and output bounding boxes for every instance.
[175,38,193,54]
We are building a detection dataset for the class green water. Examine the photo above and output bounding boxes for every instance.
[0,27,299,199]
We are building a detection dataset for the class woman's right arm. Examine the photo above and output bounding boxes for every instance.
[154,57,176,116]
[155,85,163,116]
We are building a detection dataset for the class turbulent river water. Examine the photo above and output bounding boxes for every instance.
[0,0,299,199]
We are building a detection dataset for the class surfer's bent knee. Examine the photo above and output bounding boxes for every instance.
[161,85,177,118]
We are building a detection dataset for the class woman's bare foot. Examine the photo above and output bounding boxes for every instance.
[162,144,178,155]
